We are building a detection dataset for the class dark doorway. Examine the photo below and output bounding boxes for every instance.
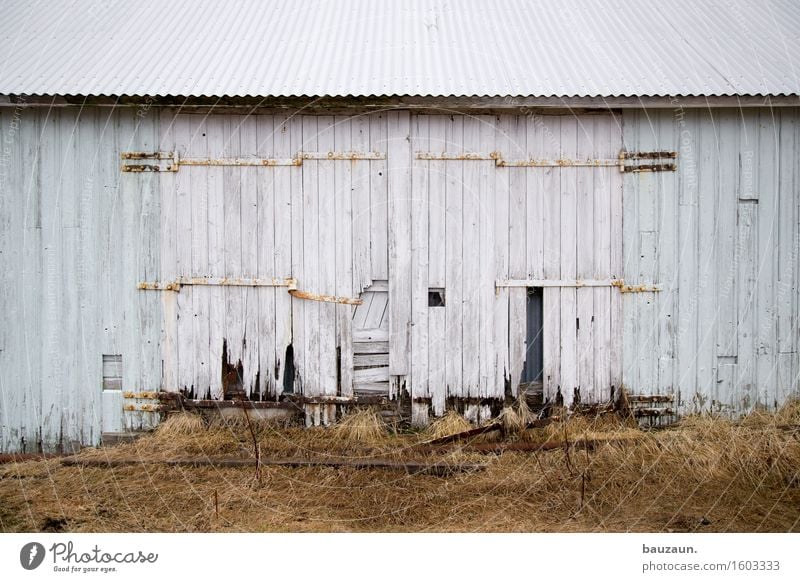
[522,287,544,384]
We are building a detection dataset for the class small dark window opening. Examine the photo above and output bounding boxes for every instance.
[522,288,544,383]
[428,288,445,307]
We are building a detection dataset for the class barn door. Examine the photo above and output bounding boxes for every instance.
[407,113,624,417]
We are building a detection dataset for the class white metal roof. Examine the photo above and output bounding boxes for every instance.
[1,0,798,98]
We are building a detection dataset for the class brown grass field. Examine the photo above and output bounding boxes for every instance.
[1,402,799,533]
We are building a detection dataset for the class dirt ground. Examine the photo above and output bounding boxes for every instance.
[1,405,799,533]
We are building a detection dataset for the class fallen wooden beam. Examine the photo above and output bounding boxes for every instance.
[417,437,639,455]
[61,456,485,476]
[416,417,555,447]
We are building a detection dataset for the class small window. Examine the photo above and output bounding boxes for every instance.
[102,354,122,390]
[428,288,445,307]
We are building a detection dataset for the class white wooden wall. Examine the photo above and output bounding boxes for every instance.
[622,108,800,414]
[2,105,799,451]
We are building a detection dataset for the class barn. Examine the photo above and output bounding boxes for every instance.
[1,0,799,453]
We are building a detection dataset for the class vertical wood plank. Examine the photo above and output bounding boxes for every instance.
[608,112,624,393]
[696,111,718,402]
[462,115,481,397]
[559,116,578,404]
[40,109,63,450]
[370,114,389,280]
[654,111,677,399]
[478,115,496,398]
[189,116,211,398]
[174,115,195,394]
[239,115,261,396]
[507,115,527,397]
[273,114,294,397]
[542,115,561,402]
[756,110,779,407]
[410,114,430,402]
[388,110,412,389]
[158,110,178,393]
[206,115,226,399]
[301,116,320,397]
[621,111,642,396]
[592,115,614,401]
[351,114,372,293]
[334,116,354,398]
[317,116,337,413]
[676,111,699,409]
[576,116,595,401]
[20,108,43,450]
[444,114,464,397]
[737,199,757,411]
[223,117,245,377]
[289,115,305,394]
[428,115,447,413]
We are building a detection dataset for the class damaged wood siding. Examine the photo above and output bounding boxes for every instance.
[621,108,800,414]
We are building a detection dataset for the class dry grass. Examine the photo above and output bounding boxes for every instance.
[332,408,387,444]
[1,404,799,533]
[425,411,472,439]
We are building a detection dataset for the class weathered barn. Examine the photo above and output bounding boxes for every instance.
[1,0,799,452]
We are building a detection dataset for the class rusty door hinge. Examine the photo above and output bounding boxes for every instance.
[121,151,385,172]
[620,151,677,173]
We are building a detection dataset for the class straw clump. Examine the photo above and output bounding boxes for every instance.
[425,410,472,439]
[332,408,387,443]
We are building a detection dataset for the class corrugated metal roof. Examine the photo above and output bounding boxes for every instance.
[1,0,798,98]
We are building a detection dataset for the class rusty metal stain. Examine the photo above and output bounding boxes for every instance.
[415,151,499,161]
[120,151,174,160]
[137,281,181,291]
[122,391,160,399]
[123,404,162,412]
[496,157,620,168]
[179,157,301,167]
[622,163,677,173]
[611,279,661,293]
[300,151,386,160]
[137,277,297,292]
[289,288,363,305]
[622,151,678,160]
[121,164,164,173]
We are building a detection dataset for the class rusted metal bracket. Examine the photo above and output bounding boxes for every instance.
[414,151,620,168]
[610,280,661,293]
[137,276,362,304]
[496,158,620,168]
[620,150,678,173]
[121,151,179,172]
[289,288,363,305]
[123,391,163,412]
[137,276,298,292]
[414,150,678,173]
[121,151,385,172]
[496,279,661,293]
